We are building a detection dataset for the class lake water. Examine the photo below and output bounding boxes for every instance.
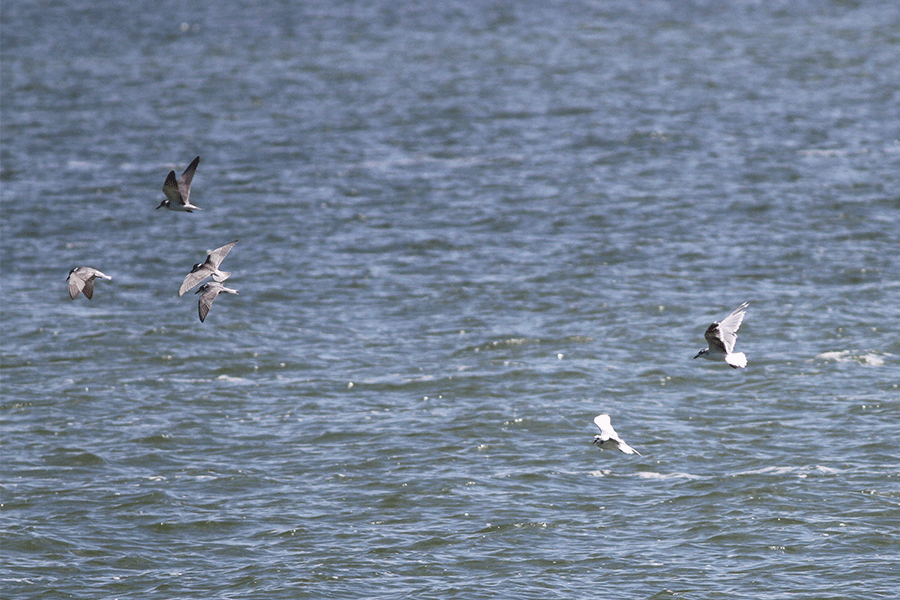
[2,1,899,598]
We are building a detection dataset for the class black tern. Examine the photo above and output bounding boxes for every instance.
[694,301,749,368]
[156,156,201,212]
[178,240,238,297]
[66,267,112,300]
[195,282,238,323]
[592,414,641,455]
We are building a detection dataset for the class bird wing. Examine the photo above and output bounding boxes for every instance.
[716,302,748,354]
[704,322,729,353]
[595,414,640,455]
[177,156,200,202]
[81,277,95,300]
[67,268,110,299]
[593,414,618,442]
[67,270,86,299]
[197,285,220,322]
[206,239,238,269]
[616,440,641,455]
[179,266,212,297]
[162,170,183,205]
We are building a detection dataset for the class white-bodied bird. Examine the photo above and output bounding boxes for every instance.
[66,267,112,300]
[195,282,238,323]
[178,239,238,296]
[592,414,641,455]
[156,156,201,212]
[693,301,749,368]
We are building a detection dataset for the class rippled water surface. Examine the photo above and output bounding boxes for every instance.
[2,1,899,598]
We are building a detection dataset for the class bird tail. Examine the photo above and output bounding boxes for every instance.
[212,270,231,282]
[621,442,641,455]
[726,352,748,368]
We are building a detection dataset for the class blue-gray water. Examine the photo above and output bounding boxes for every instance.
[2,1,899,598]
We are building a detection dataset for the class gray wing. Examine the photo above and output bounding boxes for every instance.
[162,170,183,205]
[716,302,748,354]
[206,239,238,269]
[704,322,728,353]
[67,267,109,300]
[67,270,87,299]
[177,156,200,203]
[179,240,236,296]
[179,265,213,297]
[81,277,96,300]
[197,284,221,322]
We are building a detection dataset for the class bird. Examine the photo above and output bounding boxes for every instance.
[178,240,238,297]
[156,156,201,212]
[693,301,749,368]
[592,414,641,455]
[66,267,112,300]
[195,282,238,322]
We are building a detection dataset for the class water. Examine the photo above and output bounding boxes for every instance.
[2,1,899,598]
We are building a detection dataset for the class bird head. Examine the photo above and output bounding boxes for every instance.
[195,284,209,294]
[189,262,205,273]
[155,199,167,209]
[693,349,708,359]
[591,435,602,446]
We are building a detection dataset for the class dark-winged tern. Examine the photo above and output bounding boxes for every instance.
[156,156,201,212]
[694,301,749,368]
[178,240,238,297]
[195,282,238,323]
[592,414,641,455]
[66,267,112,300]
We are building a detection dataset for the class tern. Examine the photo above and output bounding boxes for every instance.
[195,282,238,323]
[66,267,112,300]
[178,240,238,297]
[592,414,641,455]
[694,301,749,368]
[156,156,201,212]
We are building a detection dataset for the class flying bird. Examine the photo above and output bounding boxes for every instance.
[195,282,238,323]
[693,301,749,368]
[156,156,201,212]
[66,267,112,300]
[592,414,641,455]
[178,240,238,296]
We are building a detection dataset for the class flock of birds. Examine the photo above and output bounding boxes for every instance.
[66,156,239,322]
[66,156,753,456]
[593,301,750,456]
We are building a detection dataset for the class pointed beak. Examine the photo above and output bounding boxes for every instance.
[155,201,165,209]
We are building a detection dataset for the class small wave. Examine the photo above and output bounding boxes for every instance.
[816,350,887,366]
[798,148,848,157]
[65,160,101,171]
[589,469,612,477]
[358,154,481,171]
[732,465,841,478]
[457,335,592,356]
[476,338,532,351]
[636,471,701,481]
